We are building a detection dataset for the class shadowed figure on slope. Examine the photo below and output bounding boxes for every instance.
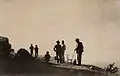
[43,51,51,62]
[35,45,39,58]
[54,40,62,63]
[61,40,66,63]
[74,38,84,66]
[29,44,34,56]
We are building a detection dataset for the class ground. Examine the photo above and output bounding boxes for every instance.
[0,56,119,76]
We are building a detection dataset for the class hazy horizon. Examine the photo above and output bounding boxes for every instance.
[0,0,120,67]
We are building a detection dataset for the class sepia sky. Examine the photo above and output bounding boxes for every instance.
[0,0,120,67]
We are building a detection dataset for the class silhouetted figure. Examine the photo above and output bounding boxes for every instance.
[53,41,62,63]
[74,38,84,66]
[61,40,66,63]
[73,59,77,65]
[35,45,39,58]
[44,51,51,62]
[29,44,34,56]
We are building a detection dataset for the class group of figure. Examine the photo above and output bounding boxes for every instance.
[29,38,84,66]
[29,44,51,62]
[29,44,39,58]
[53,38,84,65]
[53,40,66,63]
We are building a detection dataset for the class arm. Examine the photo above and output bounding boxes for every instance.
[81,43,84,50]
[74,48,77,51]
[74,43,78,51]
[49,54,51,58]
[64,45,66,50]
[53,45,56,52]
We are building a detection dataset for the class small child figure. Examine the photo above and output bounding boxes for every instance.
[44,51,51,62]
[73,59,77,65]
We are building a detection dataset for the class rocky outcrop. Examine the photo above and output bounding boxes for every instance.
[0,36,12,57]
[14,48,33,60]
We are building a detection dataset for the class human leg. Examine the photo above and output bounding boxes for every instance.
[77,53,82,66]
[56,52,59,63]
[59,52,62,63]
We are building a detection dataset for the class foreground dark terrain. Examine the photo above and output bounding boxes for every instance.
[0,57,118,76]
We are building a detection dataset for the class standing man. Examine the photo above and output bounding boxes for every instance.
[35,45,39,58]
[61,40,66,63]
[74,38,84,66]
[29,44,34,56]
[53,41,62,63]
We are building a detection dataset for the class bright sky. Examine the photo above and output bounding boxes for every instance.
[0,0,120,67]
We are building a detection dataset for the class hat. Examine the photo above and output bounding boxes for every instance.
[75,38,79,42]
[56,40,60,43]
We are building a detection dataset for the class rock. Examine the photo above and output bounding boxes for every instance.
[0,36,12,58]
[15,48,32,61]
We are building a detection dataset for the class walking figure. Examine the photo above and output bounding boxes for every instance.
[61,40,66,63]
[74,38,84,66]
[35,45,39,58]
[53,41,62,63]
[44,51,51,62]
[29,44,34,56]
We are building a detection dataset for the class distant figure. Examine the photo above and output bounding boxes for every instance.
[35,45,39,58]
[44,51,51,62]
[53,41,62,63]
[74,38,84,66]
[73,59,77,65]
[61,40,66,63]
[29,44,34,56]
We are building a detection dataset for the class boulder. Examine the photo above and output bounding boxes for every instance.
[0,36,12,57]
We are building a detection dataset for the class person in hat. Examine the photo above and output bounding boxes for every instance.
[53,40,62,63]
[74,38,84,66]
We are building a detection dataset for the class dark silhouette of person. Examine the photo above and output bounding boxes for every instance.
[61,40,66,63]
[35,45,39,58]
[74,38,84,66]
[29,44,34,56]
[73,59,77,65]
[53,41,62,63]
[44,51,51,62]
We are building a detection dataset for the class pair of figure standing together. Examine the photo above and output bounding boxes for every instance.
[29,44,39,58]
[54,40,66,63]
